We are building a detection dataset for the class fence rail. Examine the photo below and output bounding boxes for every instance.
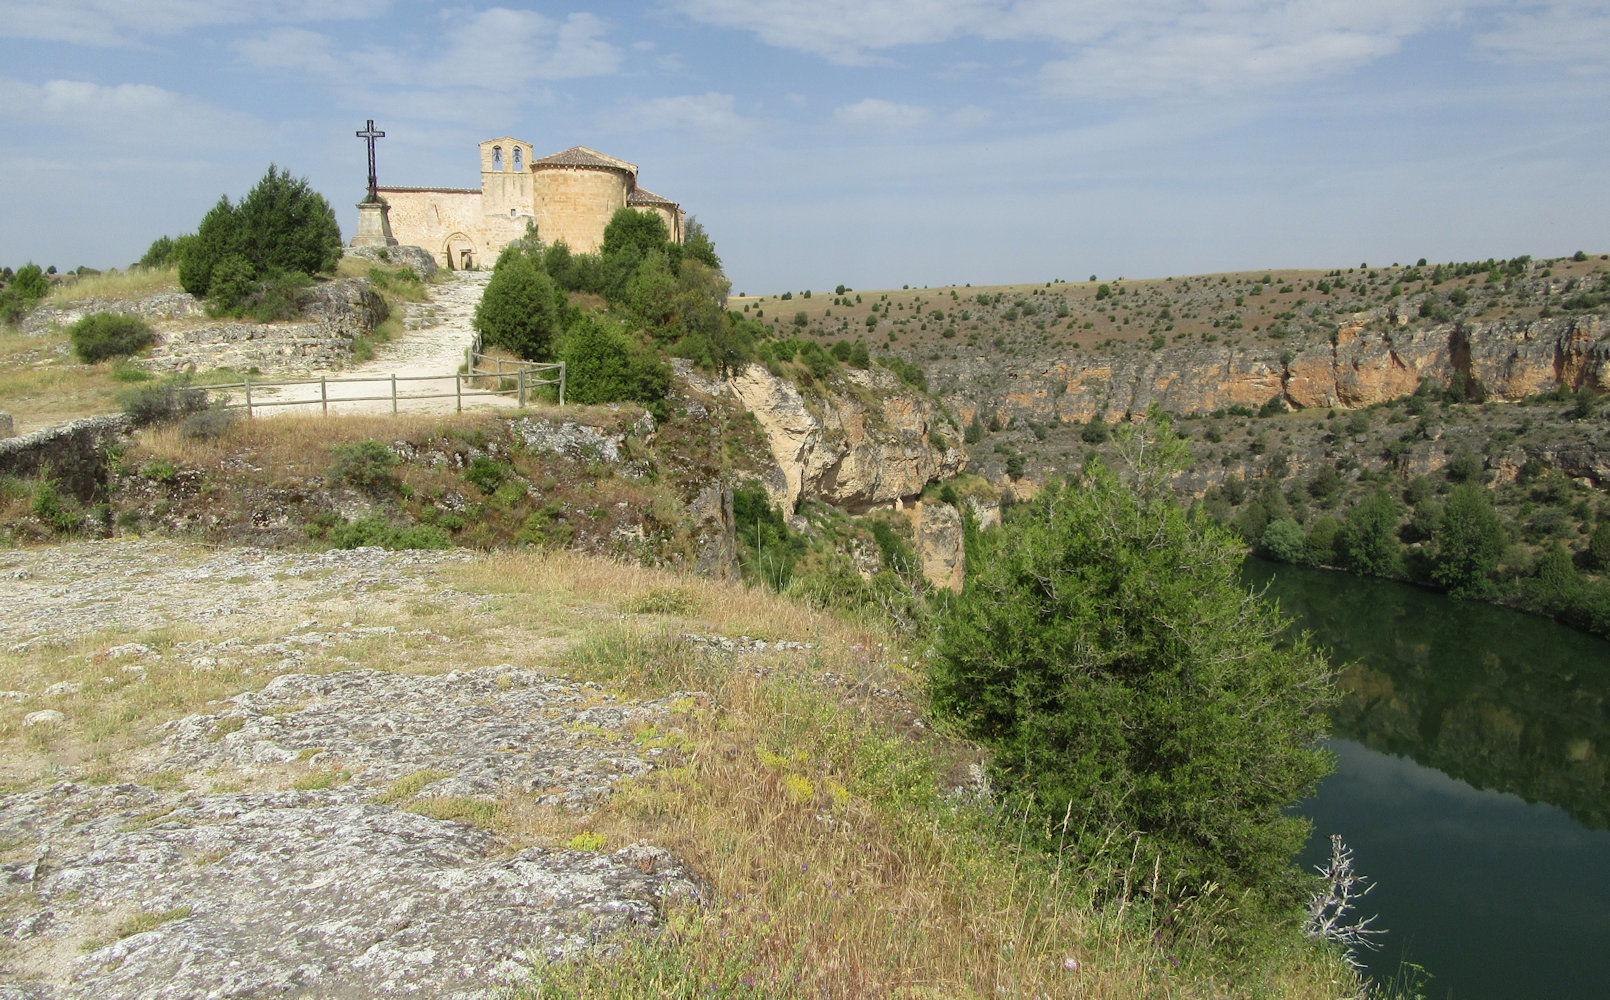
[195,359,565,417]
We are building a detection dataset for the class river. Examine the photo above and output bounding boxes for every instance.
[1244,558,1610,1000]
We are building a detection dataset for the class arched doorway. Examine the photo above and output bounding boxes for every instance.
[444,233,476,271]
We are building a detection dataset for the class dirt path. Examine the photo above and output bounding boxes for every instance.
[250,270,519,417]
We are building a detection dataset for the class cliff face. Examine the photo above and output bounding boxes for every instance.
[936,314,1610,425]
[726,364,962,513]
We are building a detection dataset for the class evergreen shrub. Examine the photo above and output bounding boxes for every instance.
[69,313,156,363]
[928,417,1334,903]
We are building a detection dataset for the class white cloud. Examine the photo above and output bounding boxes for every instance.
[832,97,933,130]
[437,9,621,82]
[0,0,390,46]
[670,0,997,64]
[235,9,621,98]
[603,92,750,133]
[673,0,1483,94]
[1474,2,1610,71]
[0,78,264,148]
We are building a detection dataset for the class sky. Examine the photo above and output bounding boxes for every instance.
[1,1,1607,295]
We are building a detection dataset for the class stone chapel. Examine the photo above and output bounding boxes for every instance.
[377,138,685,270]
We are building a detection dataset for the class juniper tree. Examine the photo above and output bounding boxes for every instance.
[929,414,1334,903]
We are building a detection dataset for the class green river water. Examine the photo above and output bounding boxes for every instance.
[1244,558,1610,1000]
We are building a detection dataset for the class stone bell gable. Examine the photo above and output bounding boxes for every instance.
[378,138,685,270]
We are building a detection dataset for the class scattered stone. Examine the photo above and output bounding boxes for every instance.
[40,682,82,698]
[21,710,65,727]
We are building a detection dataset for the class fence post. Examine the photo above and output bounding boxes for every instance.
[456,372,462,413]
[321,377,328,416]
[518,368,526,407]
[558,362,566,406]
[391,374,397,415]
[245,376,252,418]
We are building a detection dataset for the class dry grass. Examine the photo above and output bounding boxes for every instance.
[47,268,181,305]
[451,549,862,648]
[132,411,504,473]
[496,632,1353,999]
[0,326,128,434]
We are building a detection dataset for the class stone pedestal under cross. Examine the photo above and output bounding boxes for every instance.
[350,118,399,248]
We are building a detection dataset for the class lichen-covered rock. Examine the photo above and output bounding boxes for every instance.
[160,666,691,810]
[687,483,740,581]
[0,784,703,999]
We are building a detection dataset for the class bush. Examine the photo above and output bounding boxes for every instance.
[1260,517,1309,563]
[557,316,671,413]
[69,313,156,363]
[119,377,210,427]
[328,440,400,493]
[1079,416,1110,444]
[0,263,50,326]
[30,479,79,534]
[929,418,1333,903]
[474,253,564,359]
[325,515,452,551]
[177,165,341,306]
[137,235,179,270]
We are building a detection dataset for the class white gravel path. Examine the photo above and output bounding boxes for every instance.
[250,270,520,417]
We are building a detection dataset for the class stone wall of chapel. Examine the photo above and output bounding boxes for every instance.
[532,169,629,253]
[635,205,683,243]
[380,189,483,266]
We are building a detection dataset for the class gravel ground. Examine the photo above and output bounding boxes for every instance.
[248,270,523,417]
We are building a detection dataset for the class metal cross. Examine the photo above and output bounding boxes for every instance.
[356,119,385,202]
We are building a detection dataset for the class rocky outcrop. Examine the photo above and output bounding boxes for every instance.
[726,364,962,513]
[912,501,964,592]
[343,243,440,278]
[20,293,203,336]
[687,483,740,580]
[0,784,702,1000]
[936,314,1610,424]
[24,280,391,376]
[144,279,388,374]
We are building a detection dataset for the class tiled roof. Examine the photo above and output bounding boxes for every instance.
[627,187,677,207]
[376,186,480,195]
[530,146,637,175]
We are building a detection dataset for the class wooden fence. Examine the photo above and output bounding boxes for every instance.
[195,358,564,416]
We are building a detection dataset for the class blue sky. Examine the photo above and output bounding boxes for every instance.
[2,1,1606,294]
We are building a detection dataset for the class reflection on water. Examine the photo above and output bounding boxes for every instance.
[1244,558,1610,830]
[1247,559,1610,1000]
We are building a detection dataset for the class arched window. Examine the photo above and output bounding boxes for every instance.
[492,146,503,171]
[512,147,522,171]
